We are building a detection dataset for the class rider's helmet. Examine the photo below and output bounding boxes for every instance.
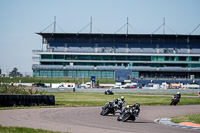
[115,99,119,104]
[121,96,125,101]
[134,103,140,109]
[177,92,180,95]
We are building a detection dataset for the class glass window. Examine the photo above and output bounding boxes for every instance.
[91,56,102,60]
[77,55,91,60]
[33,70,40,77]
[115,56,126,60]
[165,56,170,61]
[41,62,53,65]
[151,56,157,61]
[53,62,63,65]
[52,71,64,77]
[53,55,64,59]
[157,56,165,61]
[67,71,76,77]
[102,56,114,60]
[140,56,151,61]
[179,56,186,61]
[191,57,199,61]
[41,54,52,59]
[77,71,89,78]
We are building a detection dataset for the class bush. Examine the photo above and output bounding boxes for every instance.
[0,84,46,95]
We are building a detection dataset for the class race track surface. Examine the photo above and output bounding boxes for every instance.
[0,105,200,133]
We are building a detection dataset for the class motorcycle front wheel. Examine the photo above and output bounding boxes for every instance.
[101,108,109,116]
[122,113,130,122]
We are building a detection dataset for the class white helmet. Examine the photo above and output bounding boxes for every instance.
[177,92,180,95]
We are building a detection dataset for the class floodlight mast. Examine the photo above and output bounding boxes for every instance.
[90,16,92,34]
[163,17,165,35]
[127,17,129,35]
[190,24,200,35]
[54,16,56,33]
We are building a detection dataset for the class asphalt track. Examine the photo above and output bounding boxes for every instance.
[0,105,200,133]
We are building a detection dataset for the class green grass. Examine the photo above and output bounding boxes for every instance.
[0,92,199,110]
[0,77,114,84]
[172,113,200,124]
[50,92,200,107]
[0,125,67,133]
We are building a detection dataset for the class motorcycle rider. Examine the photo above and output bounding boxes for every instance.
[171,92,181,105]
[176,92,181,99]
[101,96,125,115]
[123,103,140,116]
[133,103,140,116]
[105,89,110,94]
[104,88,114,95]
[172,92,181,101]
[113,96,125,113]
[117,96,125,112]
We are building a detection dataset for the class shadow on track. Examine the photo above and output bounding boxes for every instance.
[121,121,154,124]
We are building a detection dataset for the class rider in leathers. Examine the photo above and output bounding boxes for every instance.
[113,96,125,113]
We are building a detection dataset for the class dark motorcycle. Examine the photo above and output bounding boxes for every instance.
[117,106,139,122]
[100,101,117,116]
[170,95,180,106]
[104,89,114,95]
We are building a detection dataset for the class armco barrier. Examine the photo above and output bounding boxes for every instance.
[0,94,55,107]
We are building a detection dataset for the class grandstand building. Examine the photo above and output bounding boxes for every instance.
[32,33,200,81]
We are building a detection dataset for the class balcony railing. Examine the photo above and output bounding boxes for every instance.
[32,49,200,55]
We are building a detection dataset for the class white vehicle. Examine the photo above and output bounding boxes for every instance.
[122,83,138,89]
[144,83,160,89]
[52,83,75,89]
[81,82,91,88]
[160,82,169,89]
[182,84,200,89]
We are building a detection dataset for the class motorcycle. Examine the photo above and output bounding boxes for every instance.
[100,101,118,116]
[170,95,180,106]
[104,89,114,95]
[117,106,139,122]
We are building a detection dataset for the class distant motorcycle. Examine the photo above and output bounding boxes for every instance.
[104,89,114,95]
[117,105,140,122]
[170,95,180,106]
[100,101,118,116]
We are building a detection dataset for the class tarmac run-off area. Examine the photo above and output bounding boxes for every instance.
[0,105,200,133]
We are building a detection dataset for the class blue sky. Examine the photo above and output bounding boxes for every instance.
[0,0,200,75]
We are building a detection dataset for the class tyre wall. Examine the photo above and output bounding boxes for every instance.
[0,94,55,107]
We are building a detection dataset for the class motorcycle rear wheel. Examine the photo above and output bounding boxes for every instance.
[117,115,122,121]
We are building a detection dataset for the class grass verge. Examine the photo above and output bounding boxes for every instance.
[0,92,199,110]
[0,125,67,133]
[172,113,200,124]
[51,92,200,107]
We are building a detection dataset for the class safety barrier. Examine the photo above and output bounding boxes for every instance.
[0,94,55,107]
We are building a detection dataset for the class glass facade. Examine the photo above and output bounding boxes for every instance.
[33,33,200,79]
[36,54,200,78]
[40,54,200,68]
[33,70,114,78]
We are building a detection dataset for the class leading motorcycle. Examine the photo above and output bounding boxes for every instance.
[117,105,140,122]
[170,95,180,106]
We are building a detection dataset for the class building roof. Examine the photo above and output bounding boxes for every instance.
[37,32,200,38]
